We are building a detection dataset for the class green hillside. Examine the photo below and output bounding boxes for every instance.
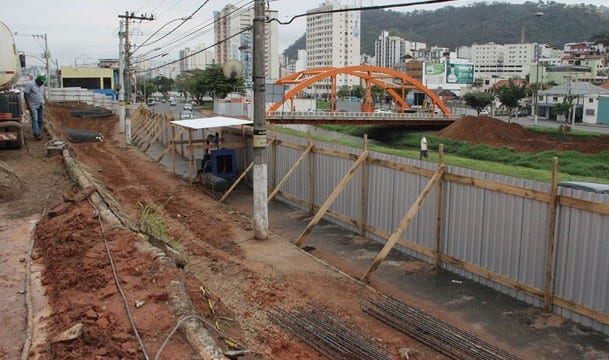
[283,2,609,59]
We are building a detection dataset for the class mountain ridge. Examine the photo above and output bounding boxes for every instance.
[283,2,609,60]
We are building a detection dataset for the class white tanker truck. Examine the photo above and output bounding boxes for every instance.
[0,20,24,149]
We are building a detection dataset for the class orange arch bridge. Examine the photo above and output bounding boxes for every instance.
[268,65,450,116]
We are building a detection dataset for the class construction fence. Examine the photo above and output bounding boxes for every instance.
[130,108,609,335]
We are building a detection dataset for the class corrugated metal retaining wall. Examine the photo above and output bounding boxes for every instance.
[262,131,609,334]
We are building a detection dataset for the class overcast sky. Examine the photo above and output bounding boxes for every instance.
[3,0,608,69]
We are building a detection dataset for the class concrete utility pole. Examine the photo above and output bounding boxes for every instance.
[118,20,125,134]
[118,12,154,140]
[252,0,268,240]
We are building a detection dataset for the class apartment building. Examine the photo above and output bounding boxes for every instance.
[458,42,554,80]
[214,3,279,85]
[374,31,426,69]
[306,0,361,95]
[179,44,215,73]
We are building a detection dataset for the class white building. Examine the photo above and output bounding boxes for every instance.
[214,4,279,86]
[287,49,307,75]
[374,31,426,69]
[179,44,215,73]
[459,42,556,80]
[306,0,361,95]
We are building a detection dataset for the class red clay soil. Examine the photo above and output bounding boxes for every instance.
[30,104,440,360]
[437,116,609,153]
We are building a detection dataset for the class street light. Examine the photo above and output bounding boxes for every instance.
[533,11,543,125]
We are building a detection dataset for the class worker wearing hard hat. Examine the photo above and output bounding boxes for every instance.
[24,74,46,140]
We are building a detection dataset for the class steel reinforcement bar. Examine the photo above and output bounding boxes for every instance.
[361,295,520,360]
[268,306,390,360]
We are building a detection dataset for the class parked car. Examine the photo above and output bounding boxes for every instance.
[180,110,193,119]
[479,110,489,115]
[516,111,529,117]
[183,103,193,111]
[146,98,155,106]
[169,99,177,106]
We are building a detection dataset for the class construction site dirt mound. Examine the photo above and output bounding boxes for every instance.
[437,116,609,153]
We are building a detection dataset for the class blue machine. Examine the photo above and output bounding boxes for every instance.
[210,148,237,180]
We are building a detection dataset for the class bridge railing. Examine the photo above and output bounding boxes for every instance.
[267,111,463,121]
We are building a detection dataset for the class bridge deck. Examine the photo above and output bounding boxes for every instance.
[267,111,460,127]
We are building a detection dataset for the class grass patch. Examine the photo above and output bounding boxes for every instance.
[272,125,609,184]
[138,202,182,251]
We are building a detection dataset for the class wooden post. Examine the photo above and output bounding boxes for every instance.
[435,144,445,269]
[544,157,559,311]
[308,136,314,214]
[188,129,193,182]
[361,168,443,282]
[295,150,369,247]
[172,125,176,174]
[359,134,369,236]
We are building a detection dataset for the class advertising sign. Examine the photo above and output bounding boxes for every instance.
[423,63,445,86]
[446,63,474,84]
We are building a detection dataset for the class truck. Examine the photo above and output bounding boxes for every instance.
[0,20,25,149]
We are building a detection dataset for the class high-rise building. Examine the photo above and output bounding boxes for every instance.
[306,1,361,94]
[374,31,426,69]
[179,44,215,73]
[214,3,279,88]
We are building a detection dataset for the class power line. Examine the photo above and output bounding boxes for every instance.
[137,0,212,50]
[132,1,254,64]
[268,0,458,25]
[139,26,252,73]
[134,0,253,59]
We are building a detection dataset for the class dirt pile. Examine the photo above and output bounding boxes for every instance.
[0,160,23,201]
[437,116,609,153]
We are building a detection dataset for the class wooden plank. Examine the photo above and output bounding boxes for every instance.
[188,129,193,182]
[219,162,253,203]
[308,139,314,214]
[157,127,186,163]
[444,173,552,203]
[368,158,436,178]
[295,150,369,247]
[553,296,609,326]
[361,168,443,282]
[544,157,559,311]
[135,117,159,145]
[359,135,368,236]
[143,118,166,153]
[187,142,246,151]
[314,147,358,161]
[558,195,609,217]
[435,144,445,268]
[268,143,313,202]
[439,254,545,298]
[133,116,156,143]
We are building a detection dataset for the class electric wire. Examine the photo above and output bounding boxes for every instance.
[87,198,151,360]
[134,0,211,53]
[132,0,254,63]
[139,26,252,73]
[269,0,458,25]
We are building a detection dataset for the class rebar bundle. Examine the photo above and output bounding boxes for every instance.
[268,306,390,360]
[362,295,520,360]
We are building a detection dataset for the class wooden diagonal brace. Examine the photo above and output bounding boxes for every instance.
[361,167,444,282]
[295,150,368,247]
[268,143,314,202]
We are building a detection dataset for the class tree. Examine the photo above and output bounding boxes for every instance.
[496,80,528,123]
[463,92,494,115]
[337,85,351,99]
[179,65,245,101]
[150,76,175,94]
